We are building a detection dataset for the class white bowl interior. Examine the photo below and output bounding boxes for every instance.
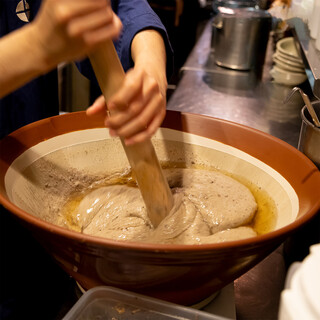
[5,128,299,233]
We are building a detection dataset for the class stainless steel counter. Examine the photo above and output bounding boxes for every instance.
[166,19,317,320]
[167,19,314,149]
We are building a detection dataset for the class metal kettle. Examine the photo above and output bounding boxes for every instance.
[212,6,272,70]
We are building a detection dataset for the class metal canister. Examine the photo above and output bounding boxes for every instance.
[298,101,320,169]
[212,6,271,70]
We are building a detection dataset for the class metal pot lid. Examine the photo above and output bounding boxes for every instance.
[215,0,258,8]
[217,6,271,19]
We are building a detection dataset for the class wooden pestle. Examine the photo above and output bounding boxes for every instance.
[89,40,173,227]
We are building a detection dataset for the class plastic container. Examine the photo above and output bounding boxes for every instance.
[63,286,231,320]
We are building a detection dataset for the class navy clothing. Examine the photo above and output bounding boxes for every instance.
[0,1,172,319]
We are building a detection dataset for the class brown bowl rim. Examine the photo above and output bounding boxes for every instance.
[0,110,319,253]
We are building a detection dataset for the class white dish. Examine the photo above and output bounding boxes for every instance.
[273,56,305,73]
[273,52,304,69]
[276,37,303,61]
[270,66,307,86]
[276,49,304,65]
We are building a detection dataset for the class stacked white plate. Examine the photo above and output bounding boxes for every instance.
[270,37,307,86]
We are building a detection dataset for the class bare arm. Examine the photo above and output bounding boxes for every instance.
[0,0,122,98]
[0,25,49,98]
[87,29,168,145]
[131,29,168,98]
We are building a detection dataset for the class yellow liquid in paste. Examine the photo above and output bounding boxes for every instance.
[62,164,277,237]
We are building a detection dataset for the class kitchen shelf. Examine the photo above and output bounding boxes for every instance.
[288,17,320,99]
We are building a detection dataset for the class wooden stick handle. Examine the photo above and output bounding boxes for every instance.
[89,40,173,227]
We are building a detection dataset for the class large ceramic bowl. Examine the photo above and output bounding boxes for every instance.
[0,110,319,306]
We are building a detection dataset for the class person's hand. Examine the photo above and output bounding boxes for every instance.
[87,66,167,146]
[87,29,167,146]
[30,0,122,70]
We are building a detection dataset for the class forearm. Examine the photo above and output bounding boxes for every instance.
[131,29,167,97]
[87,29,168,144]
[0,0,122,99]
[0,24,51,98]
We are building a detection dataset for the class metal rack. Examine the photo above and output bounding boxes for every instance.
[288,17,320,99]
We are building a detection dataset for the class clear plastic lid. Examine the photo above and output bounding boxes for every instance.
[63,286,231,320]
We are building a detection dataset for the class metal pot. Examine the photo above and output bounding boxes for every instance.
[212,7,272,70]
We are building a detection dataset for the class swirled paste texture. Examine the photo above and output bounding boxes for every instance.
[70,168,258,244]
